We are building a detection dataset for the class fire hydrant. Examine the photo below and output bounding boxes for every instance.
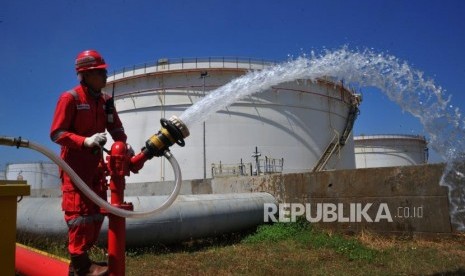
[104,115,190,275]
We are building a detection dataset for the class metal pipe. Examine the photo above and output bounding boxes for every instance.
[201,71,209,179]
[17,193,276,246]
[15,244,69,276]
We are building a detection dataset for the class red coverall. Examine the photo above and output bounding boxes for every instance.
[50,84,127,255]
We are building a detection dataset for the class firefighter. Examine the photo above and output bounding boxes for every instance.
[50,50,127,276]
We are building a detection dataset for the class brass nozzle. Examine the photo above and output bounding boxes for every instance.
[142,115,190,158]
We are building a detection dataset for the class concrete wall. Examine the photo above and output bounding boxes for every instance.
[34,163,452,235]
[210,164,452,235]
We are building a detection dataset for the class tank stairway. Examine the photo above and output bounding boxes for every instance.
[312,94,361,172]
[339,99,360,145]
[312,135,340,172]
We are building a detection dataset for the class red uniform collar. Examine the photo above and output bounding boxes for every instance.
[79,84,102,99]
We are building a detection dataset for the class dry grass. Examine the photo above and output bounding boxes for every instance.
[124,227,465,276]
[18,226,465,276]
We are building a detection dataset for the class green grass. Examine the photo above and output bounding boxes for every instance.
[243,220,377,261]
[242,220,308,243]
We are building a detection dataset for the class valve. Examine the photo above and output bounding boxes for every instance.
[130,115,190,173]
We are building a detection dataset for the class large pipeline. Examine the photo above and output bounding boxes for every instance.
[18,193,276,246]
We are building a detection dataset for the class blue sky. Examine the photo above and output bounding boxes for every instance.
[1,0,464,168]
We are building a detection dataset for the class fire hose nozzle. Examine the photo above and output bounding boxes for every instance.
[167,115,190,141]
[130,115,189,173]
[131,115,189,173]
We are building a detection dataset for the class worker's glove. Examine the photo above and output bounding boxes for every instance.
[127,143,135,157]
[84,132,107,148]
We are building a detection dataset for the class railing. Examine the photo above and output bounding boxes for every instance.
[257,157,284,175]
[312,134,340,173]
[211,162,252,178]
[339,94,361,145]
[354,134,427,141]
[313,93,361,172]
[109,57,277,80]
[211,156,284,178]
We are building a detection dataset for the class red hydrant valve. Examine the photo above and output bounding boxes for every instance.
[107,141,131,178]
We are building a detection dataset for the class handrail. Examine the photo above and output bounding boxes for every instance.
[109,56,277,79]
[313,94,361,172]
[354,134,427,140]
[340,99,360,145]
[211,162,252,177]
[312,134,340,172]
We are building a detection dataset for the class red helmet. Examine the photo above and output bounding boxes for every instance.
[75,50,107,73]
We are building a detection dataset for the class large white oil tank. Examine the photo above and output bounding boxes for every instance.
[105,57,361,183]
[354,134,428,168]
[5,162,60,189]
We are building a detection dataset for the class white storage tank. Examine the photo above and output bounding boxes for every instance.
[354,134,428,168]
[5,162,60,189]
[106,57,361,183]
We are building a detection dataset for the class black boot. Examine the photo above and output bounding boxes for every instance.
[68,262,75,276]
[70,253,108,276]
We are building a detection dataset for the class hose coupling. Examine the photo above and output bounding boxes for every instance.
[142,115,190,159]
[0,136,29,148]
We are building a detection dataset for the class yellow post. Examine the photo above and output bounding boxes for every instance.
[0,180,30,275]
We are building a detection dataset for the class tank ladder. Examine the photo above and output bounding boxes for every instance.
[312,95,361,172]
[312,134,340,172]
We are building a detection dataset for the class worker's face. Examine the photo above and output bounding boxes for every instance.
[84,69,107,91]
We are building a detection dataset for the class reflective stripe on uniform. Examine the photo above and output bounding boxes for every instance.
[67,89,79,100]
[66,213,104,228]
[50,90,79,142]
